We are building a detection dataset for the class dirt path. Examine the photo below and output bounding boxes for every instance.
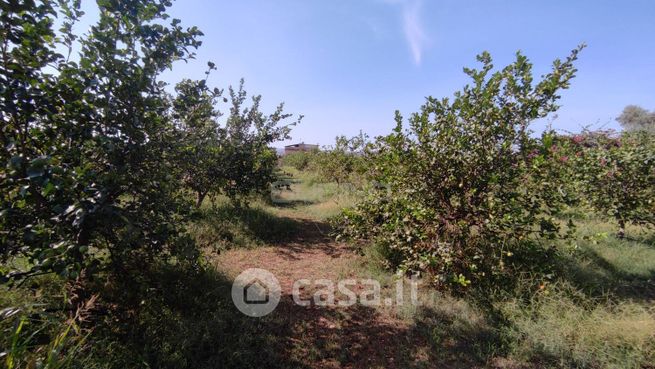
[212,215,435,369]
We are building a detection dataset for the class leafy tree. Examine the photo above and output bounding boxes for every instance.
[172,74,224,207]
[573,131,655,237]
[617,105,655,133]
[217,80,301,206]
[281,150,318,171]
[173,75,300,209]
[336,47,584,291]
[1,0,202,282]
[312,132,369,187]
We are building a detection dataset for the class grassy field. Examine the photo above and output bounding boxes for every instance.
[2,167,654,368]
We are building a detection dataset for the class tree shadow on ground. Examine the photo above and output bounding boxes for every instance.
[270,198,318,208]
[191,205,306,247]
[273,296,437,369]
[91,265,307,369]
[558,246,655,302]
[410,304,506,369]
[92,264,441,369]
[192,203,348,257]
[636,232,655,248]
[267,217,348,260]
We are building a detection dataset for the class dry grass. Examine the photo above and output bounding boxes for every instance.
[500,288,655,368]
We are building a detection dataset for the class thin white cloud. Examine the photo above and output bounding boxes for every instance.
[381,0,428,65]
[401,0,427,65]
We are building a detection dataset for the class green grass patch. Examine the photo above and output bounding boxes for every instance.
[189,200,301,250]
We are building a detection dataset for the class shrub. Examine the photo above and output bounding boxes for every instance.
[573,131,655,237]
[336,47,584,292]
[311,133,369,187]
[281,151,318,171]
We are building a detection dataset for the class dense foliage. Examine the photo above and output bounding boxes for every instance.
[311,133,368,187]
[174,78,300,207]
[172,76,223,207]
[280,150,318,171]
[280,133,368,187]
[2,1,654,367]
[571,131,655,237]
[0,0,300,365]
[0,0,204,282]
[217,81,300,206]
[0,0,298,281]
[336,48,584,291]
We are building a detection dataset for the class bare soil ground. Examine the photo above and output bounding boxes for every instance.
[212,216,437,369]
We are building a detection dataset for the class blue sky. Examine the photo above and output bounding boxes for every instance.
[109,1,655,145]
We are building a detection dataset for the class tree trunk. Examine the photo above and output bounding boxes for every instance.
[196,191,207,208]
[617,218,626,239]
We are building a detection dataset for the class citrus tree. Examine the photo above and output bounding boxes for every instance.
[281,151,318,171]
[312,132,369,187]
[573,131,655,237]
[173,75,301,209]
[0,0,202,282]
[172,75,224,207]
[217,80,302,206]
[336,47,584,291]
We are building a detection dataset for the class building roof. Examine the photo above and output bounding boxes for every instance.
[284,142,319,148]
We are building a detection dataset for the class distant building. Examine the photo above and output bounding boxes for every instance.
[283,142,319,155]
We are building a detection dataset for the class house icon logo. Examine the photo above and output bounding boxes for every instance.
[231,268,281,317]
[244,278,270,304]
